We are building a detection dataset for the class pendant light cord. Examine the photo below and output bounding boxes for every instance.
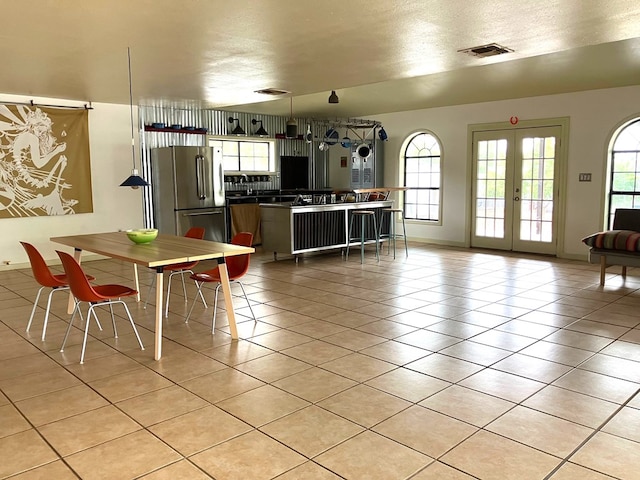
[119,47,148,187]
[128,47,136,170]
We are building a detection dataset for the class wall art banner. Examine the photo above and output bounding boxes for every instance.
[0,104,93,217]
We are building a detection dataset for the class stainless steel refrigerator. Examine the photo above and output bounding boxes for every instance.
[150,146,226,242]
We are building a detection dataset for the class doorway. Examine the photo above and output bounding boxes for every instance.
[470,124,564,255]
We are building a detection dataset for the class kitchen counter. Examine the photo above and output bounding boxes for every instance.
[260,200,388,210]
[225,192,297,204]
[260,200,393,260]
[225,192,297,243]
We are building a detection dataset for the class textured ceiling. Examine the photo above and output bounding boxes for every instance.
[2,0,640,118]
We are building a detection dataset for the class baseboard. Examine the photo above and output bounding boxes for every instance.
[0,253,107,272]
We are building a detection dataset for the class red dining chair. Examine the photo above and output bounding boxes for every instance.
[143,226,208,317]
[57,250,144,364]
[185,232,255,333]
[20,241,95,341]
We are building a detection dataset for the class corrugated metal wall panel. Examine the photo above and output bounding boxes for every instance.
[138,105,379,227]
[139,105,206,132]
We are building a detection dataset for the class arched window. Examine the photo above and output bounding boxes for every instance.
[403,132,442,221]
[608,118,640,228]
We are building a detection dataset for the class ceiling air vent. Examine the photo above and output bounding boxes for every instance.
[254,88,290,96]
[458,43,513,58]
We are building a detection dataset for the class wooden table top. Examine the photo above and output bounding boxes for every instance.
[51,232,255,268]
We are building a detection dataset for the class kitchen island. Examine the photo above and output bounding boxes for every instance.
[225,190,330,244]
[261,199,393,260]
[226,191,298,244]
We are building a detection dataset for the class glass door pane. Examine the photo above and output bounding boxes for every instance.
[471,126,560,254]
[513,126,560,254]
[471,131,513,250]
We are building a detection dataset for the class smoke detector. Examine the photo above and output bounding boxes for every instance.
[458,43,513,58]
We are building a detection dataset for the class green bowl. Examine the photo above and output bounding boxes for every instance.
[126,229,158,244]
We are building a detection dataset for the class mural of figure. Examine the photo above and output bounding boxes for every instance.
[0,104,80,216]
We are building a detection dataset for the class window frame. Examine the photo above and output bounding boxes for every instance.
[606,117,640,229]
[207,136,276,173]
[400,130,443,224]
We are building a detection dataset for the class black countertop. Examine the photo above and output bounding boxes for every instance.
[225,189,335,203]
[226,191,298,204]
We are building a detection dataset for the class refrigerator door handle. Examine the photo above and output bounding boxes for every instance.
[181,211,223,217]
[195,154,206,200]
[217,161,225,200]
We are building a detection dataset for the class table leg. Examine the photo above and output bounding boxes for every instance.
[67,248,83,314]
[154,267,164,360]
[133,264,140,302]
[217,259,238,339]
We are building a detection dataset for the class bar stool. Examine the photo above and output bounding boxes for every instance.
[346,210,380,263]
[379,208,408,258]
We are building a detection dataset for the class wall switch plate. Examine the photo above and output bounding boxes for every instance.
[579,173,592,182]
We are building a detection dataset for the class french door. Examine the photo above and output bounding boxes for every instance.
[471,126,561,255]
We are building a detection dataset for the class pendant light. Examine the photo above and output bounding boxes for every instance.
[228,117,246,135]
[251,119,268,137]
[286,96,297,138]
[328,90,339,104]
[120,47,149,188]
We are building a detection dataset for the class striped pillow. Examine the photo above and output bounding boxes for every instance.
[582,230,640,251]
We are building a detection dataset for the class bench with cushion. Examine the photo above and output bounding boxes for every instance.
[582,208,640,285]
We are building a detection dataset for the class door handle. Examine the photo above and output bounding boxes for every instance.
[195,155,206,200]
[218,162,225,197]
[182,211,222,217]
[514,196,520,201]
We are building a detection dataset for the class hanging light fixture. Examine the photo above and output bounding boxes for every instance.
[120,47,149,188]
[228,117,246,135]
[251,119,268,137]
[286,97,297,138]
[328,90,339,104]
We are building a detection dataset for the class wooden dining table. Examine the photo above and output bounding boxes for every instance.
[50,231,255,360]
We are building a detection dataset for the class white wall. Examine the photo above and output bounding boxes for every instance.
[374,85,640,259]
[3,86,639,267]
[0,94,145,269]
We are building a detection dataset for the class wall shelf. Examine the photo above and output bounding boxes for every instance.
[144,126,208,135]
[274,133,305,140]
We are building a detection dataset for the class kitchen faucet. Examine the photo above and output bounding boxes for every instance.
[239,174,251,195]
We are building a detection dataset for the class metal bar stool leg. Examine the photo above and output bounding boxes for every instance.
[380,208,408,259]
[372,214,379,261]
[401,210,408,257]
[360,213,366,263]
[389,210,397,259]
[388,212,393,255]
[348,210,377,263]
[378,209,389,255]
[346,214,355,261]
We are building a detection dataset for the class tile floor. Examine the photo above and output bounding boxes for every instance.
[1,243,640,479]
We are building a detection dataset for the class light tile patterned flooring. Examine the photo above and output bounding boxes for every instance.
[1,243,640,479]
